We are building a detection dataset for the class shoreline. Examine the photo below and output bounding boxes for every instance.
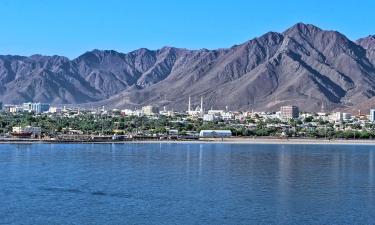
[1,138,375,145]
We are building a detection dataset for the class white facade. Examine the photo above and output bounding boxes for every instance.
[9,106,23,113]
[187,96,204,116]
[207,110,224,115]
[168,129,179,135]
[329,112,343,122]
[12,126,41,136]
[49,107,62,114]
[23,102,50,113]
[222,112,234,120]
[142,105,159,115]
[203,114,216,122]
[370,109,375,122]
[342,113,352,121]
[121,109,134,116]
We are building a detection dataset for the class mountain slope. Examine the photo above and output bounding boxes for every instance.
[97,23,375,111]
[1,23,375,112]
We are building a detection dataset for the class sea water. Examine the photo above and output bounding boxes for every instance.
[0,143,374,224]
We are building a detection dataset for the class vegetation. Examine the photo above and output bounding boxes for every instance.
[1,111,375,139]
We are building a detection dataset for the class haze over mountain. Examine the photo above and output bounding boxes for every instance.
[1,23,375,112]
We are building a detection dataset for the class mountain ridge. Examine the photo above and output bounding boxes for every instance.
[1,23,375,112]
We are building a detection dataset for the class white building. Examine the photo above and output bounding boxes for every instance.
[9,106,23,113]
[49,107,62,114]
[222,112,234,120]
[203,114,217,122]
[370,109,375,122]
[121,109,134,116]
[142,105,159,116]
[159,106,174,117]
[23,102,50,114]
[168,129,179,135]
[342,113,352,121]
[187,96,204,116]
[329,112,343,122]
[12,126,41,137]
[207,110,224,115]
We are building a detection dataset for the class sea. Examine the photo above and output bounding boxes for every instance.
[0,143,374,225]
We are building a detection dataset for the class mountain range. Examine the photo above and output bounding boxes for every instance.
[1,23,375,112]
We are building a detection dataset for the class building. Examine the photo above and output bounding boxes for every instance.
[342,113,352,121]
[329,112,343,122]
[11,126,42,138]
[23,102,50,114]
[199,130,232,138]
[187,96,204,116]
[207,110,224,115]
[203,114,217,122]
[159,106,175,117]
[9,106,23,113]
[222,112,234,120]
[142,105,159,116]
[49,107,62,114]
[370,109,375,122]
[280,106,299,119]
[168,129,179,135]
[121,109,134,116]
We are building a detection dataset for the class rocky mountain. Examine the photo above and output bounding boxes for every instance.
[357,35,375,65]
[1,23,375,112]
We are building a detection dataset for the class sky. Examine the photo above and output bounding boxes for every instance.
[0,0,374,59]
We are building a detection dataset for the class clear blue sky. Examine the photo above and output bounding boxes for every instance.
[0,0,374,58]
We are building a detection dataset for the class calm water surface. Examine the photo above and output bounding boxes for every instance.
[0,143,375,225]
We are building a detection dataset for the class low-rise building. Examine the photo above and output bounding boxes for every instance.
[199,130,232,138]
[342,113,352,121]
[222,112,234,120]
[49,107,62,114]
[203,114,218,122]
[9,106,23,113]
[11,126,41,138]
[207,110,224,115]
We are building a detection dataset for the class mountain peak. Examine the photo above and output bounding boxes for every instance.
[357,35,375,51]
[284,22,322,36]
[0,23,375,112]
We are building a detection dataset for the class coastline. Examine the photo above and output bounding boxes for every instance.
[2,137,375,145]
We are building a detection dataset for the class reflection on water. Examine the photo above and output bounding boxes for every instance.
[0,143,375,224]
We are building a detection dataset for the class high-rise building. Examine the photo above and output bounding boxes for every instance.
[23,102,50,114]
[280,106,299,119]
[370,109,375,122]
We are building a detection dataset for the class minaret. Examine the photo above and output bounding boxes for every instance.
[200,96,203,114]
[188,96,191,113]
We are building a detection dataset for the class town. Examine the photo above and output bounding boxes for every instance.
[1,98,375,142]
